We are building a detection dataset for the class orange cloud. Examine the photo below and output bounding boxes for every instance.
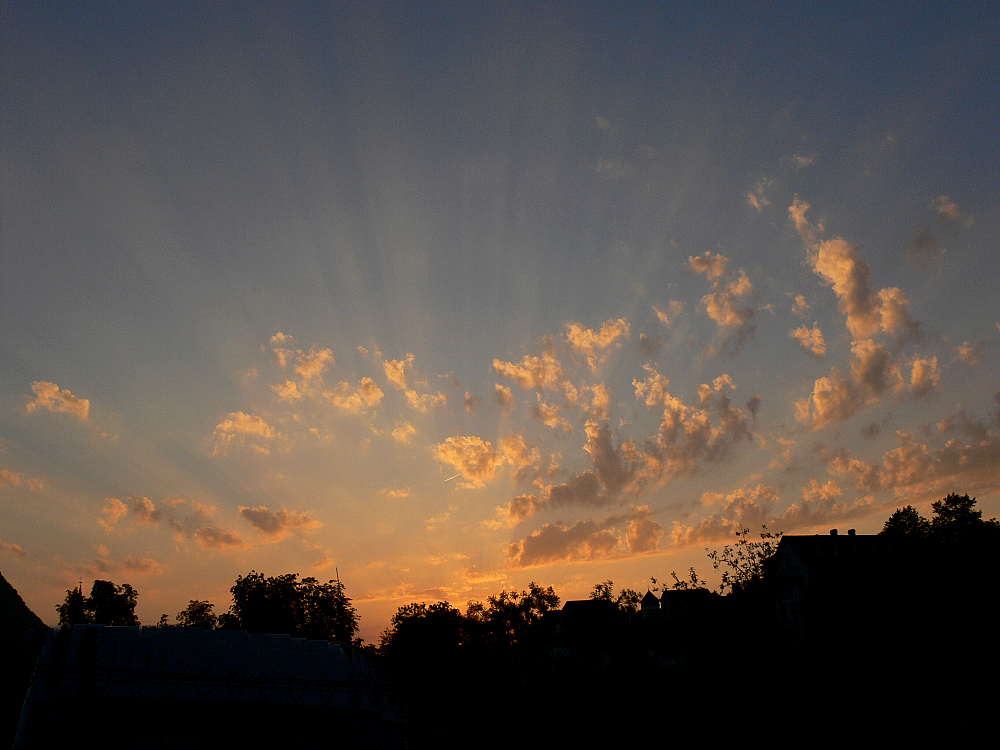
[238,505,320,539]
[493,352,565,391]
[790,323,827,356]
[0,469,45,491]
[25,381,90,420]
[326,376,384,412]
[565,318,630,370]
[212,411,276,455]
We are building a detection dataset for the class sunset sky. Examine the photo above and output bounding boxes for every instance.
[3,3,999,642]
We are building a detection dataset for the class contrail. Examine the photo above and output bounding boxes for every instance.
[444,473,462,482]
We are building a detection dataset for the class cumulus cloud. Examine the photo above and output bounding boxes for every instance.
[101,496,245,550]
[790,323,827,356]
[238,505,320,539]
[565,319,630,371]
[493,352,565,391]
[790,200,914,339]
[383,354,414,391]
[954,341,986,367]
[326,377,384,413]
[795,339,904,429]
[494,384,513,407]
[653,301,683,327]
[435,434,538,488]
[688,251,731,279]
[383,354,447,412]
[672,479,873,546]
[906,228,944,270]
[671,484,780,546]
[270,334,334,383]
[505,508,657,568]
[463,392,480,413]
[909,356,940,398]
[648,376,753,475]
[690,255,756,352]
[0,469,44,491]
[532,398,572,431]
[211,412,276,455]
[790,294,811,316]
[505,470,610,525]
[391,421,416,443]
[935,195,970,230]
[25,381,90,420]
[747,178,772,212]
[783,152,817,169]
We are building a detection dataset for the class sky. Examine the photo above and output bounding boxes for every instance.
[2,2,999,643]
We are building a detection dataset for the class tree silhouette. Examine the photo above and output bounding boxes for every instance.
[221,571,358,641]
[57,580,138,626]
[55,585,87,625]
[707,526,781,595]
[176,600,217,629]
[879,505,929,539]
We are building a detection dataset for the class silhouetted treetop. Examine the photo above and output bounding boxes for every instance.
[221,571,358,641]
[57,580,139,626]
[176,599,217,629]
[880,505,930,539]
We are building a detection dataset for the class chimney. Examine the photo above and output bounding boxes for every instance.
[847,529,856,536]
[830,529,838,536]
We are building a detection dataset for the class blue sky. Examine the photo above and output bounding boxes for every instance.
[3,2,998,641]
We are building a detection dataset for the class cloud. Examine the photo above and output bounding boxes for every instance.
[326,377,384,413]
[270,334,334,382]
[272,380,303,402]
[494,384,513,407]
[688,251,731,279]
[25,381,90,420]
[435,434,538,488]
[238,505,320,539]
[383,354,447,412]
[790,323,827,356]
[747,178,772,212]
[0,469,44,491]
[493,352,565,391]
[101,496,245,550]
[463,391,480,413]
[672,480,873,546]
[626,515,664,553]
[505,470,610,525]
[795,339,903,429]
[954,341,986,367]
[824,420,1000,502]
[565,319,630,370]
[671,484,779,546]
[381,487,411,498]
[212,412,276,455]
[120,555,166,575]
[906,228,944,269]
[383,354,415,390]
[790,294,811,316]
[506,511,650,568]
[691,256,757,352]
[648,375,753,475]
[391,421,416,443]
[935,195,970,230]
[653,301,683,327]
[0,540,27,559]
[532,398,572,431]
[790,200,914,339]
[909,356,940,398]
[783,153,817,169]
